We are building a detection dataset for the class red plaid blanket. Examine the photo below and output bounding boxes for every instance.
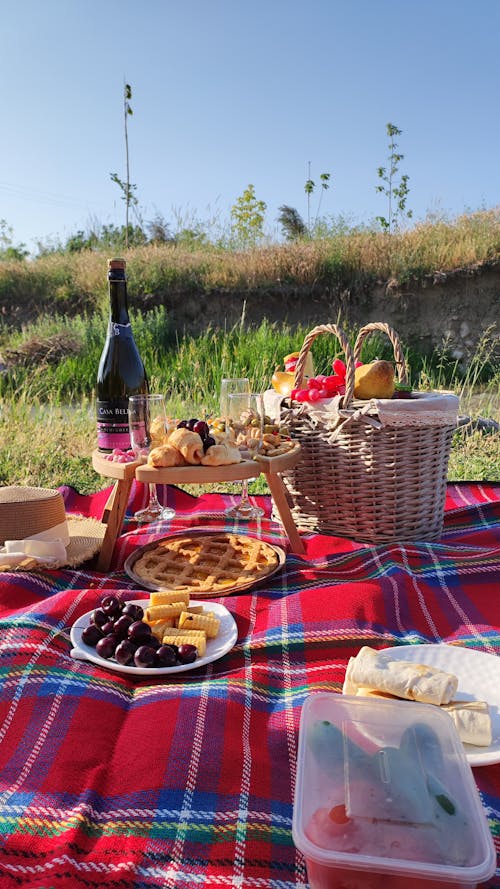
[0,481,498,889]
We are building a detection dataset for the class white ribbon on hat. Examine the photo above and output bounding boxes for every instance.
[0,519,69,567]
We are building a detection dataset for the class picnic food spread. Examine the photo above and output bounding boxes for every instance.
[131,532,281,594]
[79,591,221,668]
[146,412,295,468]
[2,258,499,889]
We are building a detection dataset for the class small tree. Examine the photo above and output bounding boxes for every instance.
[305,163,331,233]
[110,82,137,249]
[230,184,267,247]
[0,219,28,260]
[375,122,412,232]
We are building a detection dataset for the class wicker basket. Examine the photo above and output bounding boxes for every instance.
[275,322,458,543]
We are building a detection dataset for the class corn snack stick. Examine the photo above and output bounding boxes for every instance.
[149,590,190,607]
[145,602,186,623]
[178,611,220,639]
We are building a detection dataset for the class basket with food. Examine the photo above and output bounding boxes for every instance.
[273,321,459,543]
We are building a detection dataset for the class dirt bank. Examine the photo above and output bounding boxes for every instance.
[144,261,499,363]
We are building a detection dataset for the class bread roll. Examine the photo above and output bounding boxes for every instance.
[148,445,187,468]
[201,442,242,466]
[150,416,168,447]
[168,428,204,464]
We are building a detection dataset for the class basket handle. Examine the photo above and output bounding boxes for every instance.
[293,323,356,407]
[353,322,408,385]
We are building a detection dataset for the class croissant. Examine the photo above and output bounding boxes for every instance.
[150,416,168,447]
[148,445,188,468]
[201,442,242,466]
[168,428,204,464]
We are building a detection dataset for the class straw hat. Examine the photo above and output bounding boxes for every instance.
[0,486,106,569]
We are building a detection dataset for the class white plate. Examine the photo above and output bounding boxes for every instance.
[70,599,238,677]
[382,644,500,767]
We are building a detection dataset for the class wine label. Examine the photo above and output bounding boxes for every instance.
[97,399,131,450]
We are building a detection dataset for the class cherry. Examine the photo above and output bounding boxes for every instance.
[193,420,209,438]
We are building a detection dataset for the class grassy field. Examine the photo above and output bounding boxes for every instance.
[0,319,498,494]
[0,212,498,493]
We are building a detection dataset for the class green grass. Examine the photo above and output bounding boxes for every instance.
[0,314,497,492]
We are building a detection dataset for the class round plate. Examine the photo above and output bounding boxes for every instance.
[382,644,500,766]
[70,599,238,676]
[124,529,286,597]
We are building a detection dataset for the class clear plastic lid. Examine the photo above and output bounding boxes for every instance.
[293,693,496,883]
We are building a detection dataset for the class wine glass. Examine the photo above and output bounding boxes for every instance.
[220,378,251,517]
[128,394,176,523]
[225,392,265,520]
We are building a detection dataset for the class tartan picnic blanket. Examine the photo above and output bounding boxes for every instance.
[0,480,498,889]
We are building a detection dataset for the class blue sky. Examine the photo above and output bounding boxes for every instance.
[1,0,499,250]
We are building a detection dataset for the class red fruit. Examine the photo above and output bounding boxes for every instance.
[332,358,346,377]
[307,377,322,389]
[314,374,328,386]
[294,389,310,402]
[290,388,300,401]
[355,360,364,368]
[308,388,321,402]
[324,374,344,393]
[329,804,350,824]
[318,388,329,399]
[193,420,209,438]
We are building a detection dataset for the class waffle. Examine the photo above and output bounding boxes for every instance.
[132,532,280,595]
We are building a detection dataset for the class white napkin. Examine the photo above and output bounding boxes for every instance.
[0,537,67,568]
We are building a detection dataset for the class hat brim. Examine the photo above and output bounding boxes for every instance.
[0,515,107,572]
[62,515,107,568]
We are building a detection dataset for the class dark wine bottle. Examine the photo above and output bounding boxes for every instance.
[96,258,148,451]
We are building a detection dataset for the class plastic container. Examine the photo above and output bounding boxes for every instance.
[293,693,496,889]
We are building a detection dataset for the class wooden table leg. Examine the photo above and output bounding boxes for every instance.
[265,471,306,555]
[102,481,118,524]
[96,477,133,572]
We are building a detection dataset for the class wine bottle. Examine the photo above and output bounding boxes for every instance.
[96,258,148,451]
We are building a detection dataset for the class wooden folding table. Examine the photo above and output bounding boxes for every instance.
[91,445,306,571]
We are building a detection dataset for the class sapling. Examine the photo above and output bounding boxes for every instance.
[305,162,331,234]
[110,82,138,249]
[375,122,412,233]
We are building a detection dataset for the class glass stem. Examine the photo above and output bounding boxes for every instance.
[148,483,161,509]
[239,478,250,504]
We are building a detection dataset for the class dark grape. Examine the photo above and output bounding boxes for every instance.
[177,643,198,664]
[114,639,135,665]
[101,595,121,617]
[82,624,103,647]
[176,419,188,429]
[156,644,178,667]
[186,418,199,430]
[91,607,108,628]
[203,435,216,453]
[193,420,209,438]
[128,620,152,644]
[96,634,119,659]
[134,645,157,668]
[147,634,161,650]
[114,615,134,638]
[122,602,144,621]
[101,620,116,636]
